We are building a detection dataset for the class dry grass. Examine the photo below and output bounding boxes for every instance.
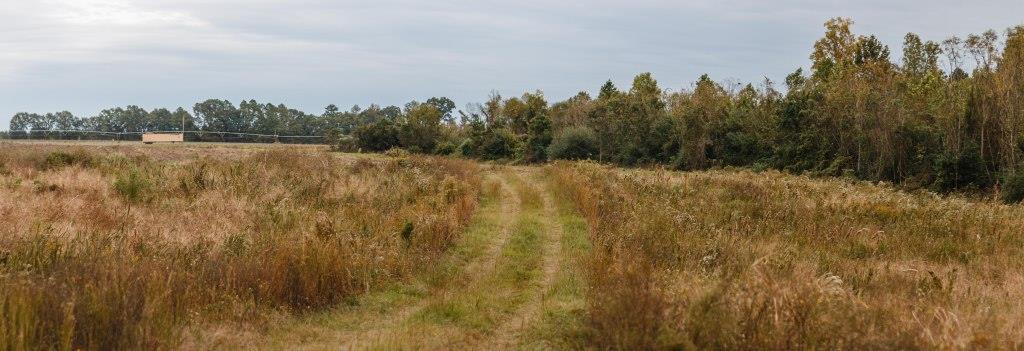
[6,142,1024,350]
[551,161,1024,350]
[0,144,480,350]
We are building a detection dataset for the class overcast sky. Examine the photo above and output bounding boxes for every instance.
[2,0,1023,127]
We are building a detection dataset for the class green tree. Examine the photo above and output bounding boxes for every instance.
[193,99,240,139]
[398,103,442,153]
[426,97,457,124]
[548,126,598,161]
[354,119,400,152]
[525,112,552,162]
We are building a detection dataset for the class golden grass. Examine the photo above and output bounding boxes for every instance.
[6,142,1024,350]
[0,144,480,350]
[551,161,1024,350]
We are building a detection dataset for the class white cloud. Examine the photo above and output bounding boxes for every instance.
[44,0,205,27]
[1,0,1023,127]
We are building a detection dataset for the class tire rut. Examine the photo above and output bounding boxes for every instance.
[481,168,565,349]
[333,170,524,350]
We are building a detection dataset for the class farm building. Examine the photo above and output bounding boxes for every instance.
[142,133,184,144]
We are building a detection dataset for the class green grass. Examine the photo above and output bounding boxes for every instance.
[518,168,592,350]
[410,171,545,334]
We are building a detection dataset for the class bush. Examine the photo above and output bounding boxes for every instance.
[353,120,400,152]
[384,147,411,158]
[1001,171,1024,204]
[433,140,458,156]
[325,128,358,152]
[478,128,518,161]
[525,114,552,163]
[41,150,93,170]
[458,139,475,157]
[332,136,358,152]
[931,145,989,192]
[113,168,152,204]
[548,126,598,161]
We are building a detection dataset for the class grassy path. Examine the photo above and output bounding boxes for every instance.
[202,166,591,350]
[357,168,546,349]
[322,172,525,349]
[481,168,566,349]
[513,168,592,350]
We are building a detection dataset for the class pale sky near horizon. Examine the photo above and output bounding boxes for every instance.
[2,0,1023,128]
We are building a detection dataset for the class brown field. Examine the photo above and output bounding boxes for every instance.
[2,141,1024,350]
[551,162,1024,350]
[0,142,478,350]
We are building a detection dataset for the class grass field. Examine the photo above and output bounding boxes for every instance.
[2,141,1023,350]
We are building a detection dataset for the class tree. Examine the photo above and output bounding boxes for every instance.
[122,106,149,133]
[548,126,598,161]
[598,80,619,100]
[623,72,667,164]
[172,108,196,136]
[477,128,518,161]
[854,35,890,66]
[148,108,176,132]
[811,17,857,79]
[9,112,34,138]
[671,74,729,169]
[398,103,442,153]
[525,112,552,162]
[426,97,457,124]
[354,119,400,152]
[193,99,241,140]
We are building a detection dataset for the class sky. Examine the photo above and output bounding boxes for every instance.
[2,0,1023,128]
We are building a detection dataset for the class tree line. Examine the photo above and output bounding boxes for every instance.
[4,100,419,143]
[7,18,1024,201]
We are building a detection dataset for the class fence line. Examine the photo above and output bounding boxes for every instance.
[0,130,326,139]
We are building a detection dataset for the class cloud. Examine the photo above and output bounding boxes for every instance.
[44,0,205,27]
[2,0,1023,127]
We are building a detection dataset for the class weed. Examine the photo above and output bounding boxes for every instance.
[551,161,1024,350]
[0,144,480,349]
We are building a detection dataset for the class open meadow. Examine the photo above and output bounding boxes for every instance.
[2,141,1024,350]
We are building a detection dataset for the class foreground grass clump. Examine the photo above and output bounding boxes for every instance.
[551,162,1024,350]
[0,144,479,350]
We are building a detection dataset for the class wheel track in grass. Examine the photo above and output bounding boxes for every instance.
[221,168,523,350]
[214,167,573,350]
[328,170,524,350]
[480,167,566,350]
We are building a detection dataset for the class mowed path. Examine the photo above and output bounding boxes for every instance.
[214,166,575,350]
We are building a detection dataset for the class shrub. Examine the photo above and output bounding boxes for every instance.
[478,128,519,161]
[931,145,989,192]
[384,147,411,158]
[326,128,358,152]
[41,150,93,170]
[458,139,475,157]
[113,167,151,204]
[525,114,552,163]
[434,140,458,156]
[1001,170,1024,203]
[548,126,598,161]
[398,104,442,154]
[353,120,400,152]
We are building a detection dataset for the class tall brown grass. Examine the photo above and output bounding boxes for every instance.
[0,144,479,350]
[550,162,1024,350]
